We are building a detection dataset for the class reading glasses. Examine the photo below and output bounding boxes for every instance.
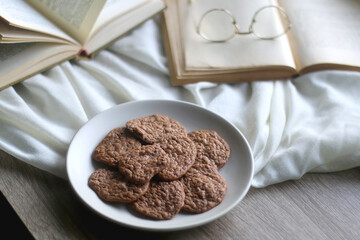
[190,1,291,42]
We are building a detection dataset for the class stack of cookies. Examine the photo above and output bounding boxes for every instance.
[88,114,230,220]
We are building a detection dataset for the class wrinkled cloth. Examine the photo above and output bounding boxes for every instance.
[0,19,359,187]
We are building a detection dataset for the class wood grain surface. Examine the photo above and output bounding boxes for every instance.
[1,149,359,240]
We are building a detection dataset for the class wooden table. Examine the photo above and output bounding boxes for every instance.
[1,149,359,239]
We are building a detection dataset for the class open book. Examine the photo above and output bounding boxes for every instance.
[161,0,360,85]
[0,0,165,90]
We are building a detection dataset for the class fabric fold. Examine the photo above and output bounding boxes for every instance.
[0,19,359,187]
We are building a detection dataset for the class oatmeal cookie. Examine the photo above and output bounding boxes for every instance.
[126,114,187,144]
[157,135,196,181]
[92,127,142,168]
[133,180,185,220]
[188,130,230,169]
[88,168,149,203]
[118,144,169,184]
[181,164,227,213]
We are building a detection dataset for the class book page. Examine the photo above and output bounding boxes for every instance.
[26,0,106,44]
[0,42,77,89]
[85,0,165,53]
[0,0,75,43]
[184,0,295,70]
[278,0,360,71]
[91,0,147,33]
[0,19,74,44]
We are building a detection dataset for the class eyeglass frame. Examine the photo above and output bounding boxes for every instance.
[192,4,292,42]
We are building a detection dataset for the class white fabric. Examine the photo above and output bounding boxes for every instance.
[0,18,360,187]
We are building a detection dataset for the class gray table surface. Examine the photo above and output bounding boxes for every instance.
[1,149,359,240]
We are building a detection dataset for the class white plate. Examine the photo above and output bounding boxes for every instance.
[66,99,254,231]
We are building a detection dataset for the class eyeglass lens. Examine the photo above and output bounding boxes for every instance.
[251,6,290,39]
[198,9,236,42]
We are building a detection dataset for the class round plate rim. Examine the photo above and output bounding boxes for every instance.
[66,99,254,231]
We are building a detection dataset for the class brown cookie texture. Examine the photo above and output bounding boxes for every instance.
[118,144,169,184]
[181,165,227,213]
[190,162,218,175]
[88,168,149,203]
[192,155,217,170]
[157,135,197,181]
[188,130,230,169]
[126,114,187,144]
[133,180,185,220]
[88,115,231,220]
[92,127,142,168]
